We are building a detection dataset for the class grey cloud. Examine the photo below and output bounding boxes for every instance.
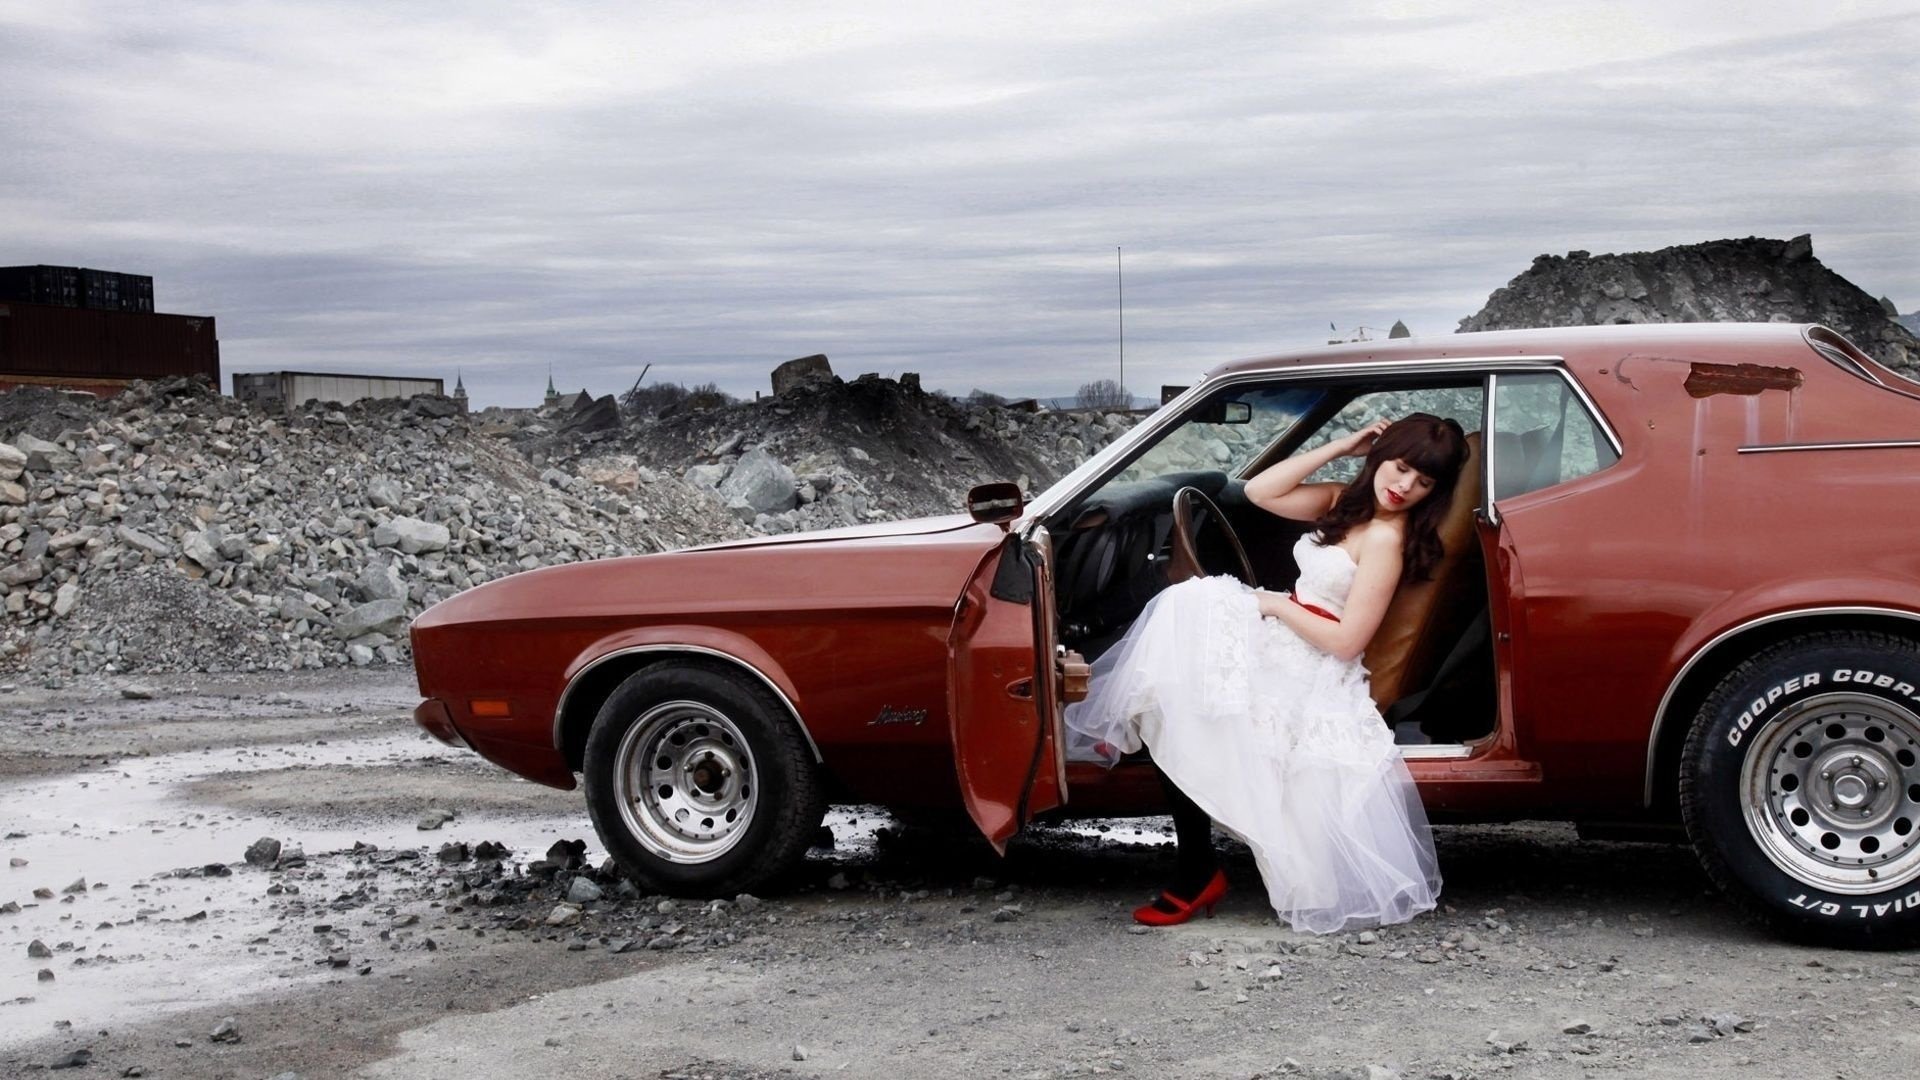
[0,5,1912,409]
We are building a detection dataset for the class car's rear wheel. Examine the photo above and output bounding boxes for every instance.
[1680,630,1920,947]
[583,663,824,896]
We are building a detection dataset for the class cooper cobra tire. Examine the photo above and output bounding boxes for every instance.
[1679,630,1920,947]
[583,662,825,897]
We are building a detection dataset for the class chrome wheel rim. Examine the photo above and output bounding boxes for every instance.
[1741,691,1920,895]
[614,701,756,864]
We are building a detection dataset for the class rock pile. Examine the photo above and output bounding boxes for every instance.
[0,379,748,678]
[0,371,1136,678]
[556,372,1136,533]
[1459,234,1920,377]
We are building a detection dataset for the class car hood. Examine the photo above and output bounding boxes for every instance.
[411,512,1003,634]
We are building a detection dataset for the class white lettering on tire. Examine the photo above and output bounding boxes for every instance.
[1826,669,1920,706]
[1789,889,1920,918]
[1726,671,1821,747]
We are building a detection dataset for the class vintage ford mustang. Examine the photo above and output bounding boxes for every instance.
[411,323,1920,945]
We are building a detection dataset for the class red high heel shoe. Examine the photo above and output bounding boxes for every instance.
[1132,869,1229,926]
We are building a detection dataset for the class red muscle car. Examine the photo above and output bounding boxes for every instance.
[411,323,1920,946]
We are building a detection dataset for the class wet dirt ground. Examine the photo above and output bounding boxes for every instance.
[2,671,1916,1079]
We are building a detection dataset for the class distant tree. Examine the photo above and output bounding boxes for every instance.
[622,380,688,415]
[686,382,732,410]
[623,380,736,417]
[1076,379,1132,411]
[968,389,1007,407]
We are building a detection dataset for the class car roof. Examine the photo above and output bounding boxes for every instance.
[1205,322,1820,379]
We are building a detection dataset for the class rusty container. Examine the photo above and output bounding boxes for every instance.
[0,301,220,393]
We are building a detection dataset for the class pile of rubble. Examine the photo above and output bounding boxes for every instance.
[552,370,1135,533]
[0,370,1134,679]
[0,380,749,678]
[1459,234,1920,376]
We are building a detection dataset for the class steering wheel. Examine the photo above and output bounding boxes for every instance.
[1167,486,1256,586]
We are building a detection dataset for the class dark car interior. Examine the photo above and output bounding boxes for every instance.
[1044,377,1501,747]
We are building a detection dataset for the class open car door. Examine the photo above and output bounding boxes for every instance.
[947,524,1085,852]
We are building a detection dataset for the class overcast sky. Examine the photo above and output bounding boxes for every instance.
[4,1,1915,408]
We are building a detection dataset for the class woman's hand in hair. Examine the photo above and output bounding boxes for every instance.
[1245,418,1390,523]
[1336,418,1393,458]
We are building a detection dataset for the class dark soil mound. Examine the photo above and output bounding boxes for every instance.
[1460,235,1919,376]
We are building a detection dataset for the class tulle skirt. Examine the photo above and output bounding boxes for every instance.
[1064,575,1441,934]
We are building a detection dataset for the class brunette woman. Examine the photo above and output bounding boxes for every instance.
[1065,413,1471,931]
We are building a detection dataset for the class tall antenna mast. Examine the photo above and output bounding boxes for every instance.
[1116,246,1125,399]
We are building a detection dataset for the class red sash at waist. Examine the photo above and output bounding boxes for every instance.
[1289,593,1340,622]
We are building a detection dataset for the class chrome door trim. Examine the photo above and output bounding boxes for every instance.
[1484,373,1503,528]
[1399,743,1474,760]
[1737,440,1920,454]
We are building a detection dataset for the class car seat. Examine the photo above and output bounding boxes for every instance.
[1363,432,1485,713]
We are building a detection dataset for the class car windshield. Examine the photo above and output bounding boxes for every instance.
[1108,384,1326,486]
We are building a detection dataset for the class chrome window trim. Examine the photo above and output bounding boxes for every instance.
[1802,325,1920,402]
[1485,368,1626,505]
[1804,329,1884,386]
[1483,373,1503,527]
[1023,355,1592,525]
[552,644,823,763]
[1736,440,1920,454]
[1642,605,1920,806]
[1540,365,1624,458]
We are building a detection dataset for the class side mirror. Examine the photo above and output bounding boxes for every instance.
[966,482,1024,528]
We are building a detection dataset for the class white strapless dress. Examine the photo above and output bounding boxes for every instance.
[1064,534,1441,934]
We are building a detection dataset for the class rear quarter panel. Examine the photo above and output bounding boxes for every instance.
[1505,337,1920,813]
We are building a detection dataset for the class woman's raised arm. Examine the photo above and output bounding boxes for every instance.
[1244,419,1389,521]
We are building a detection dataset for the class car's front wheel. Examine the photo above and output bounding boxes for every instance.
[1680,630,1920,947]
[583,662,825,896]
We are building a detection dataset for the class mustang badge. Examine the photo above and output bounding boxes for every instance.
[869,705,929,727]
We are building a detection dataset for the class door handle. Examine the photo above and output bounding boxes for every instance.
[1056,649,1090,704]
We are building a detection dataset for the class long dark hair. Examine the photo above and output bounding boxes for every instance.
[1314,413,1470,583]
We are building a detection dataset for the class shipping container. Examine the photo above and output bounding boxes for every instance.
[78,268,154,313]
[231,371,445,412]
[0,265,153,312]
[0,301,219,395]
[0,266,81,308]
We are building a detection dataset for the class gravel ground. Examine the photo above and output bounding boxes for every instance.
[2,672,1916,1079]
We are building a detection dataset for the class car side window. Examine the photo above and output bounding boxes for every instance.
[1300,386,1486,485]
[1489,372,1618,500]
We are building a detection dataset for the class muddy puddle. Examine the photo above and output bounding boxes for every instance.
[0,732,589,1045]
[0,708,1173,1048]
[0,728,933,1046]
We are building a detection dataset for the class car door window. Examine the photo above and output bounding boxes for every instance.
[1489,371,1618,500]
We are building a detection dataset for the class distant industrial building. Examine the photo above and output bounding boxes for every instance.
[232,371,448,412]
[0,264,216,396]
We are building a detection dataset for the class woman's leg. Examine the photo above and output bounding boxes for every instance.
[1152,764,1221,909]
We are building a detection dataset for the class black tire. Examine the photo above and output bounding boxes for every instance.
[1679,630,1920,947]
[582,662,825,897]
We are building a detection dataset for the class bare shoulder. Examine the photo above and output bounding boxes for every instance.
[1355,521,1405,562]
[1362,518,1406,546]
